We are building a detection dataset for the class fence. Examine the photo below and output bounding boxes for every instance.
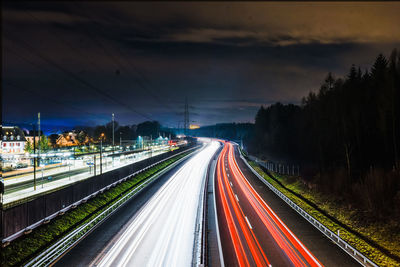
[248,155,300,176]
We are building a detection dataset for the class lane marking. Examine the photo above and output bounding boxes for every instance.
[230,181,233,187]
[235,194,239,202]
[245,216,253,229]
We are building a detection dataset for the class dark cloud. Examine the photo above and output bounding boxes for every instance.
[2,2,400,132]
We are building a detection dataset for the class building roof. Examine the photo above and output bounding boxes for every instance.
[1,126,27,142]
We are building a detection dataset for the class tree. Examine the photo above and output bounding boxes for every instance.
[249,48,400,209]
[49,134,59,148]
[77,131,88,145]
[136,121,161,138]
[25,139,33,153]
[40,135,50,152]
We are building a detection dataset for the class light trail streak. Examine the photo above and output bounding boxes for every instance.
[224,141,323,267]
[216,142,270,267]
[97,140,219,267]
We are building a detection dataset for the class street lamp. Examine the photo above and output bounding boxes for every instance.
[100,133,104,174]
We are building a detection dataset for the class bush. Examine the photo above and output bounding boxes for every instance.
[352,168,400,218]
[249,160,400,266]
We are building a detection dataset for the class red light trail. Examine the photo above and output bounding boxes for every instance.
[215,141,323,267]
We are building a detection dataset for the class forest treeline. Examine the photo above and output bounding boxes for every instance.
[250,49,400,218]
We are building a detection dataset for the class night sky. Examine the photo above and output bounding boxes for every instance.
[3,2,400,133]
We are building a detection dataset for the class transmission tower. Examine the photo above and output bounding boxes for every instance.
[184,97,189,135]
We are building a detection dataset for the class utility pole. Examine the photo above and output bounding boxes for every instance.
[38,112,41,168]
[112,113,115,167]
[33,124,37,190]
[112,113,115,151]
[100,137,103,174]
[184,97,189,136]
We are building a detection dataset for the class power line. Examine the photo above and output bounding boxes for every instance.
[71,2,181,117]
[184,97,189,135]
[3,80,107,120]
[4,29,154,121]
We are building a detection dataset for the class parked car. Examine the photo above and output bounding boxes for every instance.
[16,162,28,169]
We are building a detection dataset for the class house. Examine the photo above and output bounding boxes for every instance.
[1,126,27,154]
[56,132,79,147]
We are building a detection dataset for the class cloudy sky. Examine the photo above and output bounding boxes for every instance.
[3,1,400,132]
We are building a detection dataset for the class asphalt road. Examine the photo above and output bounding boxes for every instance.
[54,154,194,266]
[224,142,359,266]
[55,140,219,267]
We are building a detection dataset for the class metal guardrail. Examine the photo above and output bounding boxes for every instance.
[193,153,207,267]
[239,152,378,267]
[23,146,199,267]
[196,144,223,267]
[211,151,225,267]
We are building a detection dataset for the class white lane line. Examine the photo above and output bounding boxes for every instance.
[245,216,253,229]
[235,194,239,202]
[229,181,233,187]
[227,173,229,177]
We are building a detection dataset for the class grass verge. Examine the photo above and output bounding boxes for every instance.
[0,150,192,267]
[247,160,400,266]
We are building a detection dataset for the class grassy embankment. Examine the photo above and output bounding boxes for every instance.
[0,150,192,267]
[247,160,400,266]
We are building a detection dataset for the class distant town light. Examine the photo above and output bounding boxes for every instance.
[189,124,200,130]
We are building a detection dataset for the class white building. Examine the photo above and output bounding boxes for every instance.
[1,126,27,154]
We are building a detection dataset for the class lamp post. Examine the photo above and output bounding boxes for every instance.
[112,113,115,151]
[32,123,37,190]
[112,113,115,167]
[100,133,104,174]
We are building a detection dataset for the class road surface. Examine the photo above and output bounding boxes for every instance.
[93,140,219,267]
[214,142,358,266]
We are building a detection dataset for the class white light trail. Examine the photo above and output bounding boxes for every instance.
[97,141,219,267]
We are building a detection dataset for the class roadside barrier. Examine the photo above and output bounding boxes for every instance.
[239,150,378,267]
[24,146,199,267]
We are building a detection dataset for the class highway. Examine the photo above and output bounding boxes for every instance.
[52,139,358,267]
[95,140,219,267]
[214,142,358,267]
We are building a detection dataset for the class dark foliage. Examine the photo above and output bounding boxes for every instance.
[251,49,400,218]
[74,120,173,144]
[190,123,254,145]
